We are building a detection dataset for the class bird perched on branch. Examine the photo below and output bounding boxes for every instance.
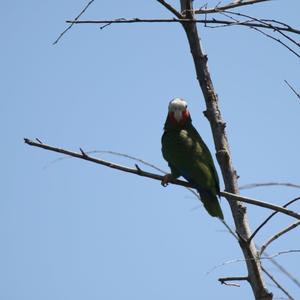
[161,98,224,219]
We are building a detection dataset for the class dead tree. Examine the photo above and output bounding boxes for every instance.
[27,1,300,299]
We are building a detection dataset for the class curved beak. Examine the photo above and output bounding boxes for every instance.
[173,110,182,122]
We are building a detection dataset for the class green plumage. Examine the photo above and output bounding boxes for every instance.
[162,110,224,219]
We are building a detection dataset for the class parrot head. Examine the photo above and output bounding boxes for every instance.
[167,98,190,126]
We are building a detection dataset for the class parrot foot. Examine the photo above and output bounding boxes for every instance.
[161,174,173,187]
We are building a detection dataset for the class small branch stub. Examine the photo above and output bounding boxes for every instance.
[218,276,249,287]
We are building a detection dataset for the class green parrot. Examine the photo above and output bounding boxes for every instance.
[161,98,224,219]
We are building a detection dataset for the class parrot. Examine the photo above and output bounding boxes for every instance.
[161,98,224,219]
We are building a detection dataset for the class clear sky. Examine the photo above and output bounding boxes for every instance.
[1,1,300,299]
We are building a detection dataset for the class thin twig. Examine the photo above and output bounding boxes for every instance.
[24,138,300,220]
[220,219,239,240]
[284,80,300,100]
[262,266,295,300]
[249,24,300,58]
[263,250,300,259]
[218,10,300,58]
[265,251,300,289]
[225,11,300,48]
[91,150,168,174]
[65,18,300,35]
[53,0,95,45]
[195,0,273,14]
[249,197,300,243]
[260,221,300,255]
[156,0,183,18]
[240,182,300,190]
[207,249,300,275]
[45,149,199,198]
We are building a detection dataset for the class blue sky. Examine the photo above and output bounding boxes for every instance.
[1,1,300,299]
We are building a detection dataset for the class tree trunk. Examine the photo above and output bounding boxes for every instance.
[179,1,272,299]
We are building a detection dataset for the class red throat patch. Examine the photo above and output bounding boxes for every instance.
[168,109,190,126]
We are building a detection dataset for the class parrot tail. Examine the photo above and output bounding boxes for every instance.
[199,191,224,220]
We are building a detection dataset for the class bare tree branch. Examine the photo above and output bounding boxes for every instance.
[65,18,300,35]
[260,221,300,255]
[284,80,300,100]
[249,197,300,243]
[25,138,171,183]
[240,182,300,190]
[53,0,95,45]
[66,14,300,58]
[223,193,300,221]
[49,149,200,199]
[24,138,300,222]
[262,266,295,300]
[195,0,273,15]
[156,0,183,18]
